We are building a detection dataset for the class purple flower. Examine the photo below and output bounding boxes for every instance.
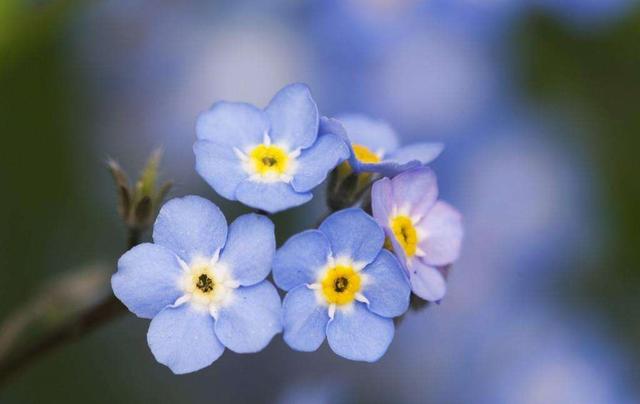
[371,167,463,301]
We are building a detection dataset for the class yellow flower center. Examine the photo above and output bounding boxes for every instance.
[186,263,219,300]
[321,265,362,306]
[249,144,289,176]
[352,144,381,164]
[390,216,418,257]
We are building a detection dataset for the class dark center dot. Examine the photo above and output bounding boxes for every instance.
[262,156,278,167]
[400,225,410,242]
[334,277,349,293]
[196,274,214,293]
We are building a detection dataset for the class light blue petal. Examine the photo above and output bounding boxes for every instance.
[291,133,350,193]
[409,260,447,302]
[219,214,275,286]
[356,159,422,177]
[147,304,224,375]
[387,142,444,166]
[417,201,464,267]
[235,180,312,214]
[194,140,247,201]
[153,196,228,263]
[282,285,329,352]
[361,250,410,318]
[391,167,438,219]
[319,116,349,142]
[273,230,331,291]
[214,281,282,354]
[196,101,269,150]
[266,83,319,150]
[318,208,384,265]
[112,243,183,319]
[326,303,395,362]
[336,114,399,153]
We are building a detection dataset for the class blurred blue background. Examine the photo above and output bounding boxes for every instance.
[1,1,639,403]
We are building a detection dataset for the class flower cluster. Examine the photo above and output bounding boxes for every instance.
[112,83,463,374]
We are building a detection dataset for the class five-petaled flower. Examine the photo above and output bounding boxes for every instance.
[371,167,463,302]
[273,208,411,362]
[112,195,282,374]
[337,114,444,177]
[194,83,350,213]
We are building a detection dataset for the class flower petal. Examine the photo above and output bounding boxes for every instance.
[153,196,228,263]
[273,230,331,291]
[319,116,349,142]
[354,141,443,177]
[266,83,319,150]
[387,142,444,166]
[112,243,183,319]
[235,180,312,214]
[282,285,330,352]
[219,214,275,286]
[147,304,224,375]
[387,229,411,272]
[371,177,394,228]
[391,167,438,219]
[408,261,447,302]
[318,208,384,265]
[196,101,268,150]
[356,160,422,177]
[291,133,350,193]
[361,250,410,318]
[418,201,464,266]
[336,114,399,153]
[194,140,247,201]
[214,281,282,354]
[326,303,395,362]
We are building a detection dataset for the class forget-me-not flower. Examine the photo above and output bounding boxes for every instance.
[337,114,444,177]
[273,208,410,362]
[112,195,281,374]
[194,83,350,213]
[371,167,463,302]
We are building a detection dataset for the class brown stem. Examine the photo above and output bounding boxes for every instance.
[0,228,141,388]
[0,297,126,387]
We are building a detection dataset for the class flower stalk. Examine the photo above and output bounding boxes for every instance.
[0,152,171,387]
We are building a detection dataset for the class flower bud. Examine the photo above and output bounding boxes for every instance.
[107,149,172,233]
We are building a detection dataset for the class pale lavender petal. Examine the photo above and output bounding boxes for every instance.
[417,201,464,266]
[371,177,394,228]
[391,167,438,219]
[408,260,447,302]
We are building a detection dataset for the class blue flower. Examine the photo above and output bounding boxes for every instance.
[337,114,444,177]
[273,208,410,362]
[371,167,463,302]
[112,195,281,374]
[194,83,350,213]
